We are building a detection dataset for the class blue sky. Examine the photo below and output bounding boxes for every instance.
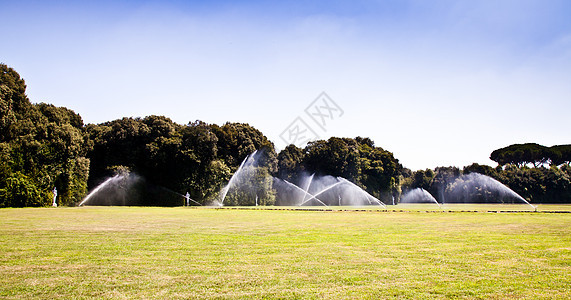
[2,0,570,170]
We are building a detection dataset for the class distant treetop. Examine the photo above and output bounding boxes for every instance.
[490,143,570,167]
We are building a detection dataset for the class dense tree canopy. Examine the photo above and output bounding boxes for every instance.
[86,118,278,205]
[1,64,89,207]
[276,144,305,182]
[550,145,571,166]
[402,169,434,192]
[277,137,403,202]
[490,143,570,167]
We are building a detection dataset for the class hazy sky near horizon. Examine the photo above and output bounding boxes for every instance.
[2,0,570,170]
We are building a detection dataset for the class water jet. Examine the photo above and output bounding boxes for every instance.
[401,188,440,208]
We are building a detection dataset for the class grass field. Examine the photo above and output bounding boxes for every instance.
[216,203,571,212]
[1,207,569,299]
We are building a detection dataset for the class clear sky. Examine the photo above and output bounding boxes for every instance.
[2,0,570,170]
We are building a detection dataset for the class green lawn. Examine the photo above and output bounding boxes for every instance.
[0,207,569,299]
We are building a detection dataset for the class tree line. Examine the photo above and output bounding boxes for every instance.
[1,64,569,206]
[490,143,570,167]
[401,163,570,204]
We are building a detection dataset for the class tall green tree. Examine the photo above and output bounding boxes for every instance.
[491,143,551,167]
[550,145,571,166]
[276,144,305,182]
[405,169,435,192]
[429,166,460,203]
[463,163,499,179]
[0,64,89,207]
[303,137,361,180]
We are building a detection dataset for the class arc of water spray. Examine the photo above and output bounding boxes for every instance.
[402,188,441,208]
[478,174,536,210]
[298,180,347,206]
[301,173,315,205]
[448,173,536,210]
[282,179,329,207]
[183,194,202,206]
[219,151,257,205]
[189,198,202,206]
[338,178,387,208]
[79,175,120,206]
